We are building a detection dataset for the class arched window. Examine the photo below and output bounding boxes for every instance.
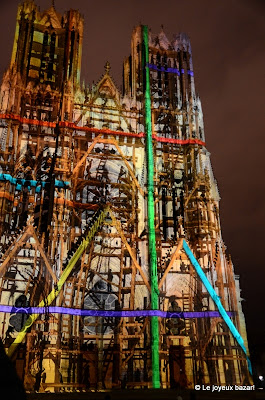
[47,32,56,80]
[157,53,162,94]
[25,96,31,106]
[35,93,42,106]
[69,29,75,77]
[44,93,51,107]
[43,31,49,46]
[40,31,49,80]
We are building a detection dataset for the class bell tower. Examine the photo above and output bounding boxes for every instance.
[1,0,83,117]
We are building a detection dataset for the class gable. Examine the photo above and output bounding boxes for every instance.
[38,7,62,29]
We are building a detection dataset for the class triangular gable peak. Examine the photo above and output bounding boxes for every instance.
[0,223,57,285]
[93,62,120,103]
[38,6,62,29]
[73,62,132,133]
[150,27,171,51]
[158,27,171,50]
[79,62,133,132]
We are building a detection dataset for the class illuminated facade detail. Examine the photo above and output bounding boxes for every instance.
[0,1,251,391]
[0,306,235,319]
[143,25,160,389]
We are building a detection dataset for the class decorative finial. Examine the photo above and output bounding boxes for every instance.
[161,24,164,31]
[52,0,55,7]
[104,61,111,75]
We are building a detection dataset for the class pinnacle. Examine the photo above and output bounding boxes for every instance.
[104,61,111,75]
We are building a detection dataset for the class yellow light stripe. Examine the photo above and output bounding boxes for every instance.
[8,208,107,357]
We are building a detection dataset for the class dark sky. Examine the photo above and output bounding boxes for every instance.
[0,0,264,375]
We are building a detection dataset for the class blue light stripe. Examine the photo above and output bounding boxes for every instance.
[182,239,252,374]
[0,173,69,189]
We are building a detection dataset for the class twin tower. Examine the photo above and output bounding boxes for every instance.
[0,0,251,392]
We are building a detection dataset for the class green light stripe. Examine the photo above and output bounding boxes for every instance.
[143,25,160,389]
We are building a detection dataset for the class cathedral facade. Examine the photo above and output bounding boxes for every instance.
[0,0,251,392]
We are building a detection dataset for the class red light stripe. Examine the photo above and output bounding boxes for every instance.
[0,113,205,146]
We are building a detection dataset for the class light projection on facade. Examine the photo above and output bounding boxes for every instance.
[0,0,251,392]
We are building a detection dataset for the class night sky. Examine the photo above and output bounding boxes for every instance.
[0,0,264,377]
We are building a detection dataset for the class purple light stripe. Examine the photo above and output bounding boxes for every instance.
[0,305,233,319]
[147,63,180,75]
[146,63,194,77]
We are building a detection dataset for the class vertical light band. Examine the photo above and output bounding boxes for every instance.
[143,25,160,389]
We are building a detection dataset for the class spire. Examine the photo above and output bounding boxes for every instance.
[104,61,111,75]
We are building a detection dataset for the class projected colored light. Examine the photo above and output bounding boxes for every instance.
[7,208,107,357]
[143,25,160,389]
[183,239,252,375]
[0,305,233,318]
[146,63,194,76]
[0,114,205,147]
[0,173,69,189]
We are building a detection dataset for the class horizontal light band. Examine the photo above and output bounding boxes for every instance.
[0,173,69,189]
[146,63,194,76]
[0,114,205,147]
[0,304,233,318]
